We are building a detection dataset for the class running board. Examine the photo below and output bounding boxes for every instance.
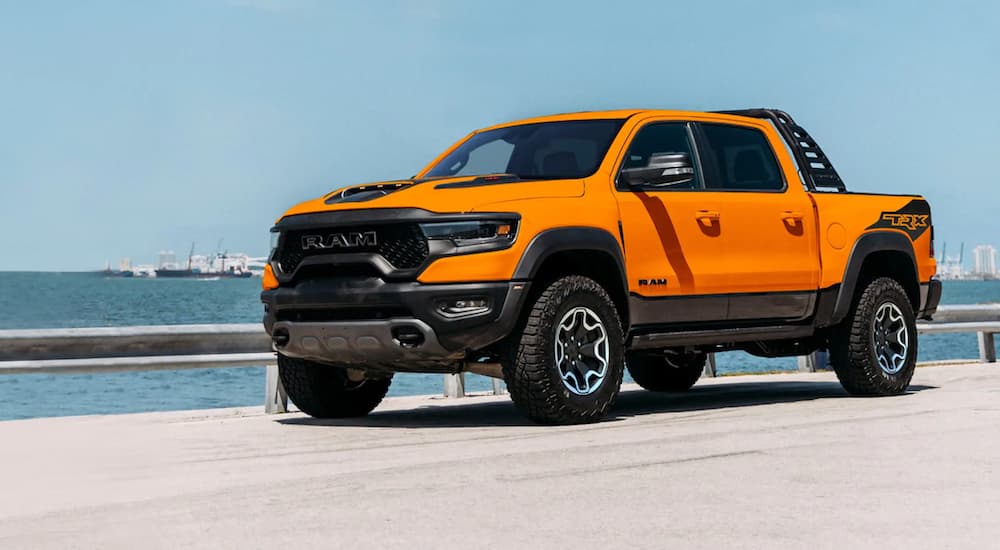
[629,325,814,350]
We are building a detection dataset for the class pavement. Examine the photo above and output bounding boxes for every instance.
[1,363,999,549]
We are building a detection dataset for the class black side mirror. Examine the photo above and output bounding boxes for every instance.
[621,152,694,188]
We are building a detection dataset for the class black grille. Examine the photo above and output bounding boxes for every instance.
[277,223,429,273]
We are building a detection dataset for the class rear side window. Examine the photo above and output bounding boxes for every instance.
[699,124,784,191]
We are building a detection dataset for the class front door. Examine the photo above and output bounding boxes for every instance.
[613,120,728,327]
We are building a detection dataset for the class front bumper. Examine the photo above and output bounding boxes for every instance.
[261,279,529,371]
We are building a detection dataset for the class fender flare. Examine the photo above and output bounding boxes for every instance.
[828,231,918,325]
[513,226,627,280]
[512,226,629,310]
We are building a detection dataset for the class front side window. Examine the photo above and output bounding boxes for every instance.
[618,122,699,190]
[424,120,624,180]
[700,124,784,191]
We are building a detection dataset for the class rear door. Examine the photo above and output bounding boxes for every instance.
[612,118,728,326]
[693,122,820,321]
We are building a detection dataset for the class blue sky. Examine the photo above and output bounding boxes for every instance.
[1,0,997,270]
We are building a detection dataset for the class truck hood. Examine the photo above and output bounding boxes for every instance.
[279,176,585,219]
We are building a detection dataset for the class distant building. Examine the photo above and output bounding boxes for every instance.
[937,255,963,280]
[936,242,965,280]
[158,250,178,269]
[972,245,998,277]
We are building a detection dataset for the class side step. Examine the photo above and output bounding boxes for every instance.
[629,325,814,350]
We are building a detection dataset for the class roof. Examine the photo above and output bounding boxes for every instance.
[477,109,755,132]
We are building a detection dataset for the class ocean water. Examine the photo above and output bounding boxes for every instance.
[0,272,997,420]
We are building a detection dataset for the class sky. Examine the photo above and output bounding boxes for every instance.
[1,0,998,271]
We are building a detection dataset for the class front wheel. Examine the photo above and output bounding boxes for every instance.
[627,350,706,392]
[828,277,917,395]
[278,354,392,418]
[503,275,625,425]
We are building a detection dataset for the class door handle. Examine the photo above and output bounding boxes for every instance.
[782,210,804,221]
[696,210,720,222]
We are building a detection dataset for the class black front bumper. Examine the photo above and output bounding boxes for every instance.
[261,278,529,371]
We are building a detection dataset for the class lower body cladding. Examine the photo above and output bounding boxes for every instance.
[261,279,530,373]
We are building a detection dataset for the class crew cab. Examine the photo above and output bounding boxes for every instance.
[262,108,940,424]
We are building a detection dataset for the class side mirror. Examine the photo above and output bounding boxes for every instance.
[621,152,695,188]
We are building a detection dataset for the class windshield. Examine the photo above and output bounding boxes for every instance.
[424,119,625,180]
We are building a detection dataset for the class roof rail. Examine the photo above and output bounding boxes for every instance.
[716,109,847,192]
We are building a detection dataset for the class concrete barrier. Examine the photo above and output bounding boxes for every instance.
[0,302,995,412]
[0,324,269,361]
[929,304,1000,323]
[795,305,999,371]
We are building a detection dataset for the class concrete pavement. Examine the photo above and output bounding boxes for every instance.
[1,363,999,549]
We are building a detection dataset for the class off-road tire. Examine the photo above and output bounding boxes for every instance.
[278,354,392,418]
[828,277,917,395]
[502,275,625,425]
[627,350,706,392]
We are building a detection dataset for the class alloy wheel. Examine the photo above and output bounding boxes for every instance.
[554,306,610,395]
[872,302,909,375]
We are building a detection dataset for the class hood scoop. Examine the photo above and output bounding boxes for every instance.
[324,181,413,205]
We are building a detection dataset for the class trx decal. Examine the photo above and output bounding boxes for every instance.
[880,213,928,231]
[866,199,931,240]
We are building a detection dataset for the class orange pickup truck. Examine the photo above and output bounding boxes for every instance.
[262,108,940,424]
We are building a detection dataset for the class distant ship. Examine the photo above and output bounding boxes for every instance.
[154,244,254,279]
[102,266,134,278]
[104,242,261,279]
[101,259,135,278]
[154,267,253,279]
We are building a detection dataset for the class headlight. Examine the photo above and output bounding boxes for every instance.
[419,220,516,247]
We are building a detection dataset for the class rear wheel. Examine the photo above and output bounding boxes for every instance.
[828,277,917,395]
[503,275,625,425]
[278,354,392,418]
[627,350,706,392]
